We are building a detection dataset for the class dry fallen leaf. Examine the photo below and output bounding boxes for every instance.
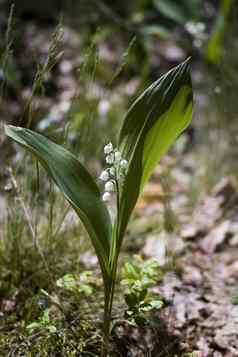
[199,220,231,254]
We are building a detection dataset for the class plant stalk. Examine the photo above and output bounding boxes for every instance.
[101,252,118,356]
[101,276,115,357]
[101,164,121,357]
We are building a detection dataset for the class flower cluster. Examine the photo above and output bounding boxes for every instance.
[99,142,128,202]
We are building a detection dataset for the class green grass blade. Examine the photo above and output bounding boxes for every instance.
[5,125,111,276]
[118,58,193,243]
[206,0,232,64]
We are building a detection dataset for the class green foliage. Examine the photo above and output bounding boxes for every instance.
[0,4,18,97]
[5,59,193,356]
[56,271,96,296]
[4,125,112,281]
[118,59,193,244]
[141,25,170,39]
[27,308,57,334]
[206,0,233,64]
[153,0,201,24]
[121,256,163,324]
[24,21,64,127]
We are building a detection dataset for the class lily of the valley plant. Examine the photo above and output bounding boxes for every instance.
[5,59,193,357]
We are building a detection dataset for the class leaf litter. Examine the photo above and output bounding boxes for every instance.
[136,170,238,356]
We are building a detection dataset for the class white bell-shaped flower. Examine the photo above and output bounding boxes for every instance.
[106,153,114,164]
[104,142,113,155]
[105,180,114,192]
[120,159,128,168]
[102,192,111,201]
[114,150,121,162]
[99,170,109,181]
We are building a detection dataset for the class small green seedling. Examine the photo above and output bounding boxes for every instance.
[56,271,96,296]
[5,59,193,356]
[121,256,163,325]
[27,308,57,334]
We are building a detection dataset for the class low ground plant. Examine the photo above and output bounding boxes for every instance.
[121,256,163,325]
[5,58,193,356]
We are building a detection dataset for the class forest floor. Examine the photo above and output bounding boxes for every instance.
[129,166,238,356]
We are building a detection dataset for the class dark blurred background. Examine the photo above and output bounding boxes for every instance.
[0,0,237,194]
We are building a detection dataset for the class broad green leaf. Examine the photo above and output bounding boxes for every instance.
[118,59,193,243]
[5,125,111,277]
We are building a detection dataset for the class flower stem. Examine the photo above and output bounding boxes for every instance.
[100,157,121,357]
[100,276,116,357]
